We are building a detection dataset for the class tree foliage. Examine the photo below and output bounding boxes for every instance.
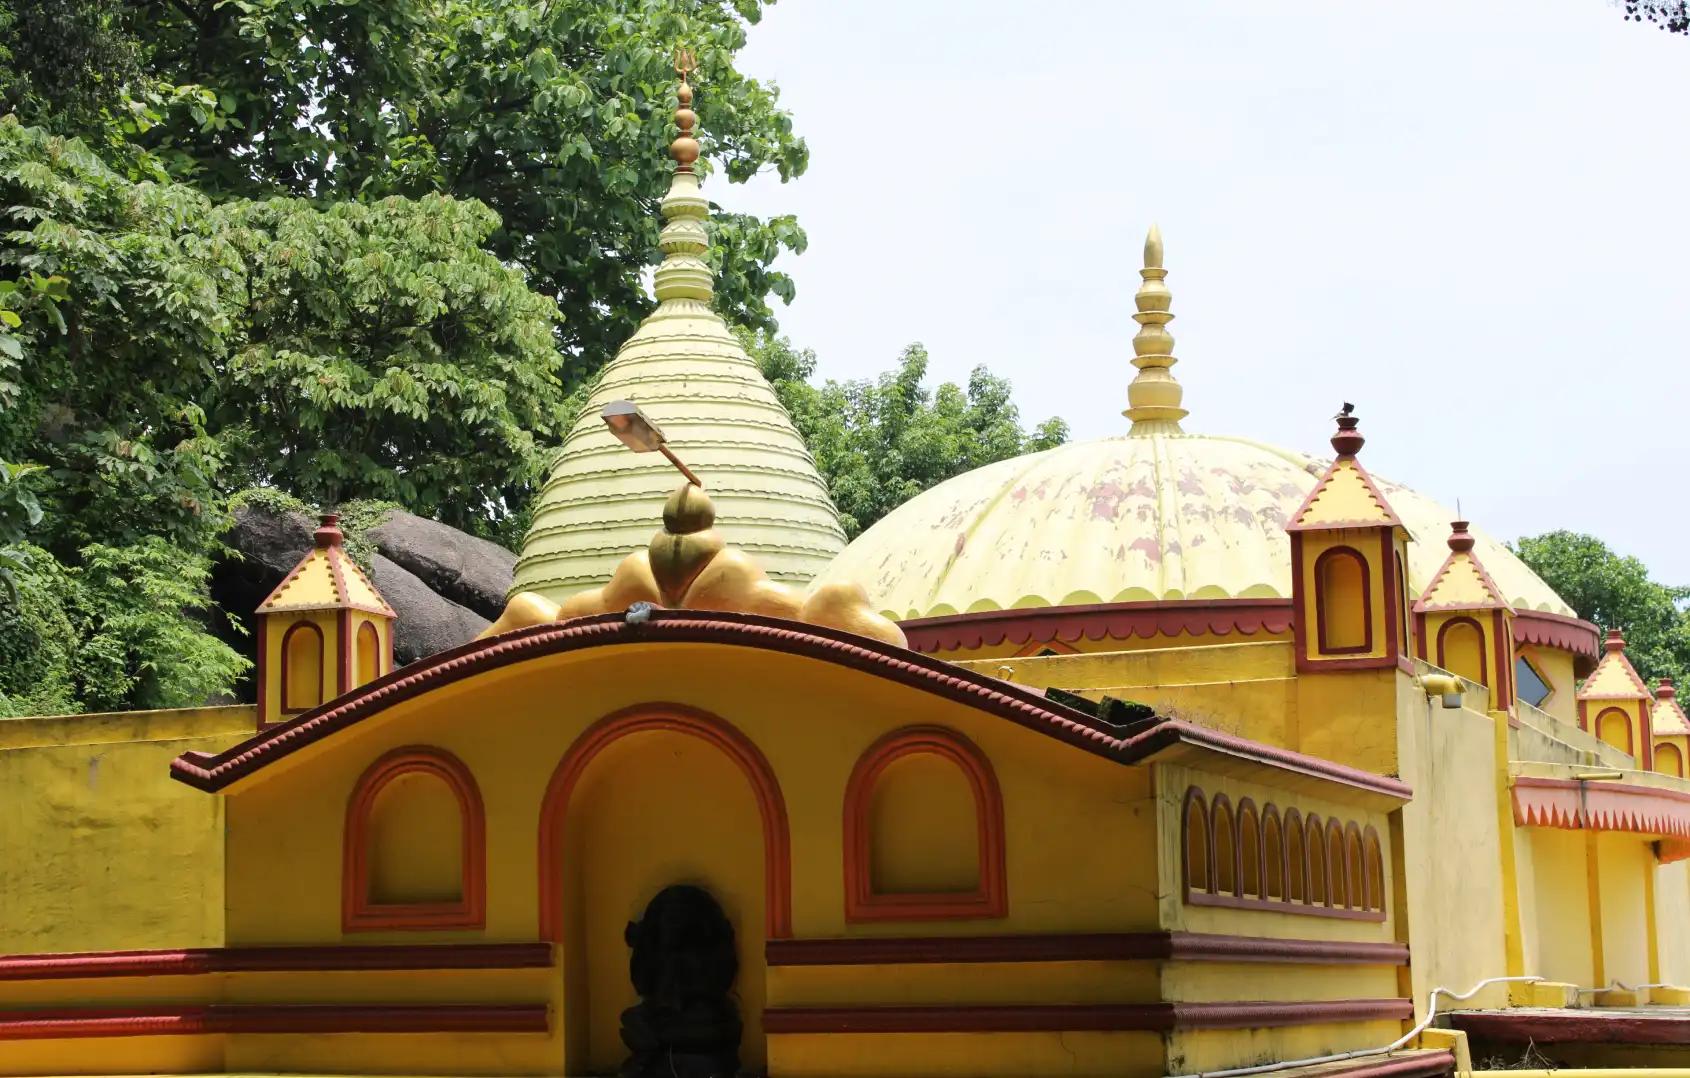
[751,332,1069,538]
[1513,531,1690,687]
[126,0,809,375]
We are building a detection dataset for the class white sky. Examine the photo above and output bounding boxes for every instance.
[725,0,1690,583]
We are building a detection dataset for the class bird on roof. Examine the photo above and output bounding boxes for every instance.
[1334,402,1355,421]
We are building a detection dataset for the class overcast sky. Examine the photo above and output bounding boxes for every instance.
[723,0,1690,583]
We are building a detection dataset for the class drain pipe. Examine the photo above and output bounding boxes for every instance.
[1166,974,1542,1078]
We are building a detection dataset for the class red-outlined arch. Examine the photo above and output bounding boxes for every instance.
[280,620,326,713]
[1436,616,1489,688]
[1313,546,1373,655]
[1183,787,1212,894]
[342,746,485,932]
[537,704,792,941]
[1596,707,1634,757]
[843,725,1008,921]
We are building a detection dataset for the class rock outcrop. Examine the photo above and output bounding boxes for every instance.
[212,503,510,689]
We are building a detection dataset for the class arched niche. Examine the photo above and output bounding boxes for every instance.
[1657,742,1685,778]
[1437,616,1488,689]
[282,620,325,713]
[342,746,484,931]
[537,705,789,1075]
[843,726,1007,921]
[1183,789,1211,894]
[356,620,382,687]
[1596,707,1634,757]
[1315,547,1372,654]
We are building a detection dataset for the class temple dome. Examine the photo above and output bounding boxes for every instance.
[816,431,1574,619]
[511,80,846,602]
[817,226,1572,622]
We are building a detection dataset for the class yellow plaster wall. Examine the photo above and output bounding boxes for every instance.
[1524,826,1595,987]
[1295,669,1402,775]
[1395,690,1511,1012]
[221,644,1160,1070]
[0,705,250,953]
[767,1031,1165,1078]
[1656,859,1690,985]
[1596,831,1652,987]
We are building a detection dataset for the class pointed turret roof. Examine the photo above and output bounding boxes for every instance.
[1414,521,1512,613]
[258,514,394,618]
[1653,679,1690,736]
[1287,411,1404,532]
[1577,630,1652,701]
[511,57,846,602]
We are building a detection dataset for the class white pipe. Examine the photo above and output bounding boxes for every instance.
[1166,974,1543,1078]
[1575,979,1670,995]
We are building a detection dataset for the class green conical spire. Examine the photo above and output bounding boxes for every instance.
[510,60,846,602]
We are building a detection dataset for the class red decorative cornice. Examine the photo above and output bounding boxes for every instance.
[899,599,1295,654]
[0,1003,547,1041]
[1329,1053,1456,1078]
[0,943,552,982]
[1512,610,1601,661]
[171,610,1409,802]
[1512,776,1690,839]
[764,932,1409,967]
[762,998,1411,1034]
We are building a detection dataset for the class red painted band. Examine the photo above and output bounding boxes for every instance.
[0,943,552,982]
[763,932,1409,967]
[762,998,1411,1034]
[899,598,1295,654]
[0,1003,548,1041]
[1448,1009,1690,1045]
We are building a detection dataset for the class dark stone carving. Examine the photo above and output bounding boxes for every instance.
[619,885,742,1078]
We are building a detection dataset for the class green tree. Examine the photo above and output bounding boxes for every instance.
[124,0,809,379]
[1513,530,1690,686]
[750,332,1069,538]
[0,118,565,550]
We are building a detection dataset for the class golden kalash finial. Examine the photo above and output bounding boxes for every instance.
[1124,223,1190,435]
[670,46,700,173]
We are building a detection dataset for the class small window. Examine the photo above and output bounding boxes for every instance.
[1185,792,1211,893]
[1285,813,1306,902]
[1238,801,1262,899]
[1263,809,1285,900]
[1515,656,1552,708]
[1213,797,1237,896]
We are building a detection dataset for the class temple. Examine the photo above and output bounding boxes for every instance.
[6,63,1690,1078]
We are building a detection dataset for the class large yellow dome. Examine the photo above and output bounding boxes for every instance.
[817,225,1572,623]
[816,431,1574,620]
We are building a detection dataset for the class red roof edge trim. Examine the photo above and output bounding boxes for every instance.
[1513,776,1690,840]
[171,611,1131,792]
[1512,610,1601,660]
[900,599,1295,653]
[0,942,552,982]
[170,609,1402,801]
[1120,720,1412,801]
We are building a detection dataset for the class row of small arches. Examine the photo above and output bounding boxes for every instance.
[1183,787,1386,918]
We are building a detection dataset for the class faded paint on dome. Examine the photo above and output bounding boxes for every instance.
[819,432,1575,620]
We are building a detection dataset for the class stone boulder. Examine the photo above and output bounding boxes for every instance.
[368,511,515,620]
[211,501,512,693]
[370,553,491,665]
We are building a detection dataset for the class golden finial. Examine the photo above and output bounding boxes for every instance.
[1124,223,1189,435]
[670,46,700,173]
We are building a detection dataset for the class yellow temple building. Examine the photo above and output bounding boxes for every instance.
[7,67,1690,1078]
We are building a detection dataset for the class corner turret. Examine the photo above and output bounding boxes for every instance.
[1577,630,1655,767]
[254,514,396,731]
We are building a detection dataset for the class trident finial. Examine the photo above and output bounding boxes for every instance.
[670,47,700,173]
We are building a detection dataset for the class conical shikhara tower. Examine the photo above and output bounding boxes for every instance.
[510,56,846,602]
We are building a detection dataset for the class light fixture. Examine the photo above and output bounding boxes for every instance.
[600,400,702,487]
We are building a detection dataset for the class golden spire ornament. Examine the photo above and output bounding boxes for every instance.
[670,46,700,174]
[1124,224,1190,434]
